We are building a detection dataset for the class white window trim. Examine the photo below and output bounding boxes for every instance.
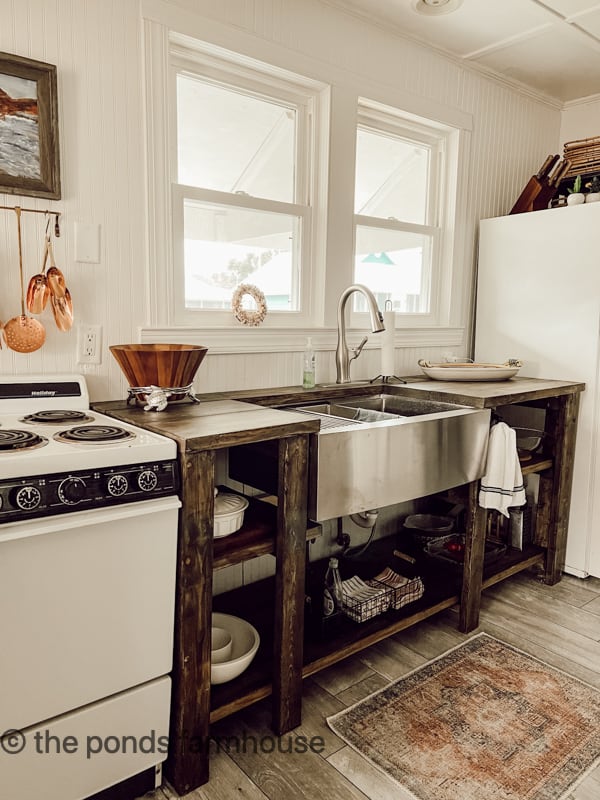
[171,184,313,326]
[142,15,472,354]
[144,24,329,330]
[350,99,462,330]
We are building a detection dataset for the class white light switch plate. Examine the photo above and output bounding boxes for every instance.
[75,222,101,263]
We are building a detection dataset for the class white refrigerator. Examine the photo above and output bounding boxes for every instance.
[475,201,600,578]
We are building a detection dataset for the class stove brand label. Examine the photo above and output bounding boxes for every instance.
[0,382,81,399]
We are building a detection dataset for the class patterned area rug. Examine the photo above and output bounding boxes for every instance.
[327,633,600,800]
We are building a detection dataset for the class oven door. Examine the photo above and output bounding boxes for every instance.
[0,496,180,732]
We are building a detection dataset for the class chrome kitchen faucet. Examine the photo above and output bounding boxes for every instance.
[335,284,385,383]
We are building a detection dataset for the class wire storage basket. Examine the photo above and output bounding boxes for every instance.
[340,569,425,623]
[372,568,425,610]
[341,576,393,623]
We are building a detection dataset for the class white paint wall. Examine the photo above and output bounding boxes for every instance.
[0,0,562,400]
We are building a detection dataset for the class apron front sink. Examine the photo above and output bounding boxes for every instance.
[287,397,491,521]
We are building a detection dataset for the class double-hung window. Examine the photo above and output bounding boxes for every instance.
[170,44,325,326]
[352,101,453,324]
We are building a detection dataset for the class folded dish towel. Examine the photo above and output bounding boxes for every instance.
[479,422,526,518]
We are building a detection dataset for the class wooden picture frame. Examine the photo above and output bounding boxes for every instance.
[0,52,61,199]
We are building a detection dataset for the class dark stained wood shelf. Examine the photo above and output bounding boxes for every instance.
[210,579,276,722]
[213,492,321,571]
[520,456,553,475]
[209,539,546,720]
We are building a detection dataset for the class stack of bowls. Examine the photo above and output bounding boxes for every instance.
[210,612,260,684]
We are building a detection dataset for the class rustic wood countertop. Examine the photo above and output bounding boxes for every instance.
[380,376,585,408]
[92,397,320,452]
[93,375,584,449]
[178,374,585,409]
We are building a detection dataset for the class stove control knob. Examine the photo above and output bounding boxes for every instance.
[58,477,86,505]
[107,474,128,497]
[14,485,42,511]
[138,469,158,492]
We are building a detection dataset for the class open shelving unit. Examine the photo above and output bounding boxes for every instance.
[93,375,583,794]
[210,532,546,722]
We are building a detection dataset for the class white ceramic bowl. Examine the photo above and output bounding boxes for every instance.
[214,490,249,538]
[211,626,233,663]
[211,612,260,685]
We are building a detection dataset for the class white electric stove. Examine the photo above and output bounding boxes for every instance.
[0,374,178,522]
[0,375,180,800]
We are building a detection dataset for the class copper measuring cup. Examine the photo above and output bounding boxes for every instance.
[26,236,51,314]
[4,208,46,353]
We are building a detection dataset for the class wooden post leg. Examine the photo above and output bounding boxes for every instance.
[166,450,215,794]
[544,393,580,584]
[459,480,487,633]
[273,434,309,734]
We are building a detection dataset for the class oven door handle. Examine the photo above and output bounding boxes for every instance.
[0,496,181,543]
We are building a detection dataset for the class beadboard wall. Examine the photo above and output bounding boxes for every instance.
[0,0,565,401]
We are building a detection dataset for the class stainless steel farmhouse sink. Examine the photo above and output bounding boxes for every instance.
[287,394,491,521]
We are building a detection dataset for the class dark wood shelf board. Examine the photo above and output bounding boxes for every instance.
[302,594,460,676]
[210,683,272,724]
[482,547,545,589]
[213,492,321,571]
[208,541,546,722]
[521,457,553,475]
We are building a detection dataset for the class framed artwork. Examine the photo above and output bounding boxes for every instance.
[0,52,61,199]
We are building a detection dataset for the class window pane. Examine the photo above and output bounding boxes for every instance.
[183,199,300,311]
[355,127,429,225]
[354,226,431,313]
[177,74,296,202]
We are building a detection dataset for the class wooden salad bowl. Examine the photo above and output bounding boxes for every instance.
[110,344,208,396]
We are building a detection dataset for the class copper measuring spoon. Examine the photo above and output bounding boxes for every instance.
[4,208,46,353]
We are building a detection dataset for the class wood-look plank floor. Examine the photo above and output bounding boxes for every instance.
[140,572,600,800]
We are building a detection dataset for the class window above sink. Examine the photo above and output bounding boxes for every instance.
[143,22,472,351]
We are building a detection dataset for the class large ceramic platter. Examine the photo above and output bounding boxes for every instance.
[417,360,521,382]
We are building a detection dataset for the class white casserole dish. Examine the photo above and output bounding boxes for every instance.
[214,489,249,538]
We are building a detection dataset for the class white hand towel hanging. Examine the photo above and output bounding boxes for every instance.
[479,422,526,518]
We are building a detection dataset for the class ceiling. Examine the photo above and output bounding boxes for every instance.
[324,0,600,104]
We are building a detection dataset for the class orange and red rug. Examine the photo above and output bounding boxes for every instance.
[327,633,600,800]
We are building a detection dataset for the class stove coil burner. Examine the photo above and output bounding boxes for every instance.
[0,429,49,451]
[54,425,136,445]
[22,409,94,425]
